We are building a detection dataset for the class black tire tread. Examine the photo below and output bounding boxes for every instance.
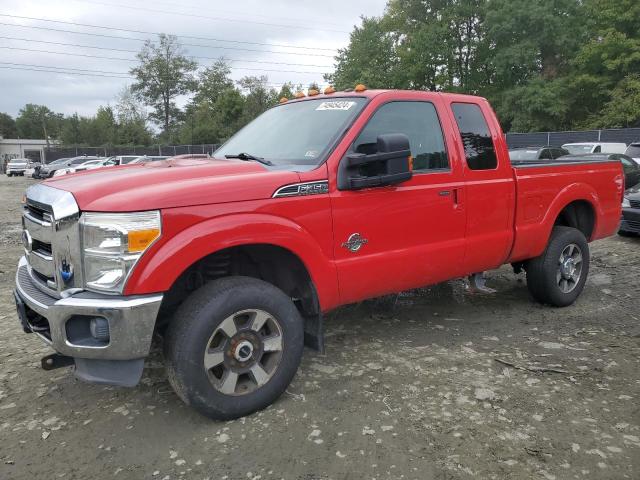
[526,226,590,307]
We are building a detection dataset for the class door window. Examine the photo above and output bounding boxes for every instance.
[352,101,449,172]
[451,103,498,170]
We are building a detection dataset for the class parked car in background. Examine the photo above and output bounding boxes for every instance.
[128,155,170,164]
[509,146,569,162]
[102,155,142,166]
[39,156,103,178]
[74,158,109,172]
[560,153,640,189]
[6,158,30,176]
[23,161,42,178]
[620,185,640,236]
[562,142,627,155]
[624,142,640,166]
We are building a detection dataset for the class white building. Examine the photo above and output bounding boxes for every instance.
[0,137,62,172]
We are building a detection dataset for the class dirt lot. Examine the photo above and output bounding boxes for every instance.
[0,174,639,480]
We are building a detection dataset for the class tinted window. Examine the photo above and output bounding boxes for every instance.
[552,148,569,159]
[593,145,601,153]
[509,149,539,161]
[626,145,640,158]
[451,103,497,170]
[539,149,552,160]
[353,101,449,171]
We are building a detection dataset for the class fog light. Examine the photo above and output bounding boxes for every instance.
[89,318,110,342]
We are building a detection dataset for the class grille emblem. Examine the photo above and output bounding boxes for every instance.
[341,233,368,253]
[60,260,74,283]
[22,230,32,252]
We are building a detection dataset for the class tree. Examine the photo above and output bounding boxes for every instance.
[0,112,17,138]
[192,60,234,109]
[325,16,401,90]
[15,104,64,144]
[114,87,153,145]
[130,34,198,140]
[238,76,277,125]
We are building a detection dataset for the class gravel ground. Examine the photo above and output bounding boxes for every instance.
[0,174,639,480]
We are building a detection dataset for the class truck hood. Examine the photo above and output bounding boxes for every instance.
[45,157,302,211]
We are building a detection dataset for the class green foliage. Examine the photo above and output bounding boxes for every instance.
[130,34,198,140]
[0,112,17,138]
[330,0,640,131]
[15,104,64,142]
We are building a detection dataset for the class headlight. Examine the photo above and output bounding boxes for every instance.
[80,211,161,294]
[622,197,631,208]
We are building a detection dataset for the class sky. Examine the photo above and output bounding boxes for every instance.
[0,0,388,118]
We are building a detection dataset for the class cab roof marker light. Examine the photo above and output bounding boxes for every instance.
[308,89,319,96]
[324,86,336,94]
[355,84,367,92]
[279,97,288,103]
[294,91,306,98]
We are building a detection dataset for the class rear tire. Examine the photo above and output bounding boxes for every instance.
[526,226,590,307]
[165,276,304,420]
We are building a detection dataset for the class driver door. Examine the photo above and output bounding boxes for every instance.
[330,98,466,305]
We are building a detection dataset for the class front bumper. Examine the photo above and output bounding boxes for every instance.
[15,256,163,385]
[620,207,640,234]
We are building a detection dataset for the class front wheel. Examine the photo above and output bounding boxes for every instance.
[526,226,590,307]
[165,276,304,420]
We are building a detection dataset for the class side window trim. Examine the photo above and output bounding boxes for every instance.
[351,100,451,175]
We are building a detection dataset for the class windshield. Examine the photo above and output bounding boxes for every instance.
[71,158,90,165]
[626,145,640,158]
[564,144,593,154]
[50,158,69,165]
[509,149,539,161]
[215,97,367,167]
[121,156,139,164]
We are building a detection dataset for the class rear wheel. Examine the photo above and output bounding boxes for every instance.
[526,226,590,307]
[165,276,304,420]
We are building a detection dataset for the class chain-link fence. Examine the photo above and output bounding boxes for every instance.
[43,144,220,162]
[506,127,640,148]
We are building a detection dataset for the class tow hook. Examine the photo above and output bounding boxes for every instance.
[41,353,74,371]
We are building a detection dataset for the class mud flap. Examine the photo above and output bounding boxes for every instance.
[304,313,325,354]
[74,358,145,387]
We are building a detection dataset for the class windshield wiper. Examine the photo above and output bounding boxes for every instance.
[224,152,273,166]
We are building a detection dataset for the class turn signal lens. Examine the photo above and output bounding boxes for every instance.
[324,86,336,94]
[408,155,414,171]
[355,84,367,92]
[128,228,161,253]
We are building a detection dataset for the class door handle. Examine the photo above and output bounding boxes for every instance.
[438,190,451,196]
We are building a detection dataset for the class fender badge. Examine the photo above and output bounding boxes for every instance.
[341,233,368,253]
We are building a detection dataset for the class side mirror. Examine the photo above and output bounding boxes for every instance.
[338,133,413,190]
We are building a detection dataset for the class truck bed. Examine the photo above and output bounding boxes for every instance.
[508,158,623,262]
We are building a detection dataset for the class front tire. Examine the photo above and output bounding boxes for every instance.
[165,276,304,420]
[526,226,590,307]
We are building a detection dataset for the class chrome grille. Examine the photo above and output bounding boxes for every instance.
[22,183,82,297]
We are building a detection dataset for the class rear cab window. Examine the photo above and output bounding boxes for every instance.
[451,103,498,170]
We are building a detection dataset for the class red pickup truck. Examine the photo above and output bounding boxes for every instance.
[14,88,623,420]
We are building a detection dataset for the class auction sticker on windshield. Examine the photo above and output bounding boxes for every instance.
[316,101,356,111]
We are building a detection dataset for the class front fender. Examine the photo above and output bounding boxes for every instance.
[124,212,339,311]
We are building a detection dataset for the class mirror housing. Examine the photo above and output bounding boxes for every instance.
[338,133,413,190]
